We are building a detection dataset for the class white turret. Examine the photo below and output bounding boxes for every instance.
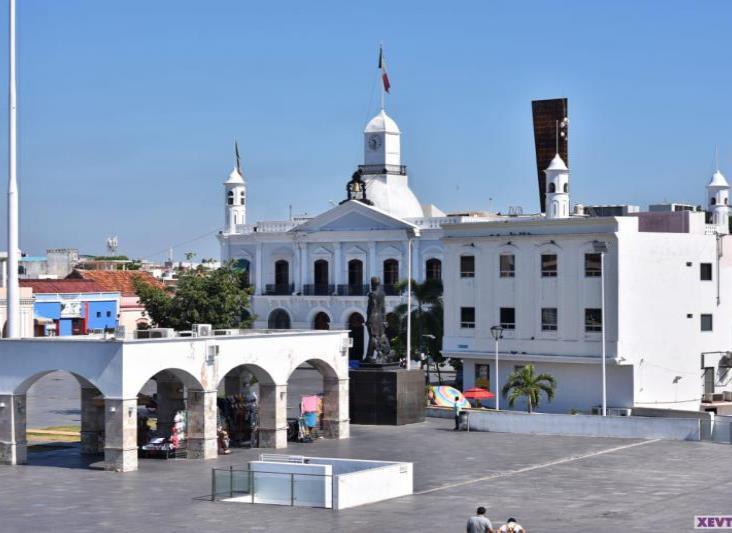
[544,153,570,219]
[707,168,730,235]
[224,164,246,234]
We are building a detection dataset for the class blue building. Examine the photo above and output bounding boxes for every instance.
[19,279,120,336]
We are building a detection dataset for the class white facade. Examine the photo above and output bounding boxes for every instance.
[707,169,730,235]
[442,214,732,413]
[218,109,494,359]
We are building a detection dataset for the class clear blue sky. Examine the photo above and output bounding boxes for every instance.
[0,0,730,261]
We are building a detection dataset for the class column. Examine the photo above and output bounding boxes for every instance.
[156,380,185,438]
[300,243,309,291]
[258,384,287,448]
[80,387,105,454]
[104,398,138,472]
[368,242,377,282]
[187,390,218,460]
[334,243,344,287]
[293,242,301,293]
[255,242,263,295]
[322,378,350,439]
[411,238,420,281]
[0,394,26,465]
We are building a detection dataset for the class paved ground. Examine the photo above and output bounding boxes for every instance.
[1,417,730,532]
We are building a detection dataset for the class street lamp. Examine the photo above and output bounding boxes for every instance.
[490,325,504,410]
[593,240,609,416]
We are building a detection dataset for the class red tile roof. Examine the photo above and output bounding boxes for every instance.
[67,270,165,296]
[19,279,109,295]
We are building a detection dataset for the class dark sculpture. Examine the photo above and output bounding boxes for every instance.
[342,169,373,205]
[365,276,394,364]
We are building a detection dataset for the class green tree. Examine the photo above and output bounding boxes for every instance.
[501,364,557,413]
[392,279,444,382]
[133,263,253,330]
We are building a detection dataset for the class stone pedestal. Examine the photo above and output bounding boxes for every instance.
[349,368,425,425]
[186,390,218,460]
[104,398,138,472]
[0,394,26,465]
[322,377,350,439]
[258,384,287,448]
[80,388,105,455]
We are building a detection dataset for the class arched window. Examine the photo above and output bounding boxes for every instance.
[240,191,245,203]
[313,259,329,295]
[712,197,717,205]
[348,259,364,294]
[425,258,442,281]
[274,260,289,293]
[313,312,330,330]
[548,183,556,193]
[234,258,251,287]
[383,259,399,290]
[268,309,291,329]
[227,190,234,206]
[347,312,365,360]
[563,183,569,193]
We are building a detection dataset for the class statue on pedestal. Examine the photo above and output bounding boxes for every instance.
[365,276,394,364]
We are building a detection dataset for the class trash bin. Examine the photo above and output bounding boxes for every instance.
[459,411,470,431]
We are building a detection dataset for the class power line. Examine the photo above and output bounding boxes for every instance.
[138,228,220,261]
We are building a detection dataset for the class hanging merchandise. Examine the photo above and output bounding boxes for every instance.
[216,394,258,447]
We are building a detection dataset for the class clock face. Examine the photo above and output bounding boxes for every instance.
[368,134,382,151]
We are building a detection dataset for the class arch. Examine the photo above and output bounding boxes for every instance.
[425,257,442,281]
[347,312,365,360]
[227,190,234,205]
[268,308,291,329]
[131,367,206,398]
[348,258,364,289]
[217,362,277,389]
[383,258,399,287]
[563,182,569,193]
[288,358,339,381]
[313,311,331,330]
[711,197,717,205]
[14,369,103,396]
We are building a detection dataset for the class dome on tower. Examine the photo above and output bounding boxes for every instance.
[363,176,423,219]
[545,153,568,172]
[364,109,400,134]
[708,170,729,188]
[225,167,244,185]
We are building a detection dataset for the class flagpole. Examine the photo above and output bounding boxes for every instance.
[6,0,20,338]
[379,43,384,111]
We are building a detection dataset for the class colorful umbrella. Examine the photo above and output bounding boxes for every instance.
[462,387,495,400]
[429,386,470,408]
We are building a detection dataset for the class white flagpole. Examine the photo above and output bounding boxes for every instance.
[406,236,412,370]
[6,0,19,338]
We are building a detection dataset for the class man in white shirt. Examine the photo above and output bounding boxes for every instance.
[466,506,494,533]
[498,517,525,532]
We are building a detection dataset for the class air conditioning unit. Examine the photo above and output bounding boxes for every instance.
[213,329,239,336]
[114,326,126,340]
[192,324,212,337]
[608,407,632,417]
[177,331,195,337]
[134,328,175,339]
[723,391,732,402]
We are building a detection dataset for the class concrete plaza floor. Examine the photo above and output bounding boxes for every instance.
[1,417,730,532]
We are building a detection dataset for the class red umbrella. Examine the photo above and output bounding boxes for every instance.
[462,387,495,400]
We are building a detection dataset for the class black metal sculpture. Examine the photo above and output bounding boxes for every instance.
[365,276,394,364]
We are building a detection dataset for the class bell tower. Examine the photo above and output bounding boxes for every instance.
[224,142,246,234]
[363,109,401,167]
[707,166,730,235]
[544,153,570,219]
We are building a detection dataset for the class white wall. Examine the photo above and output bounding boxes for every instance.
[249,461,332,508]
[334,462,413,510]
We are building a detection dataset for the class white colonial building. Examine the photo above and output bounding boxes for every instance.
[218,108,493,360]
[442,156,732,414]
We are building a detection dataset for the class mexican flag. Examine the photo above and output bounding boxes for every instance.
[378,46,391,93]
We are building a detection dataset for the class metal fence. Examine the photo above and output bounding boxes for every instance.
[211,466,333,508]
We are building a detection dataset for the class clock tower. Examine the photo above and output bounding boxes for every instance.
[363,109,400,167]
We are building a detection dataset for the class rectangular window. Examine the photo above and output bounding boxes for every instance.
[541,254,558,277]
[96,312,101,318]
[700,263,713,281]
[701,314,713,332]
[585,253,602,277]
[500,307,516,330]
[499,254,515,278]
[541,308,558,331]
[460,255,475,278]
[585,308,603,332]
[460,307,475,329]
[475,363,490,390]
[106,311,112,318]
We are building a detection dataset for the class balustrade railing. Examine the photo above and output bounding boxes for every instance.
[303,284,335,296]
[336,284,369,296]
[264,283,294,296]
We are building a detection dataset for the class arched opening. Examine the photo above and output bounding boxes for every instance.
[348,312,365,361]
[274,259,290,294]
[425,258,442,281]
[563,182,569,193]
[313,259,329,295]
[18,370,105,468]
[268,308,291,329]
[313,312,330,330]
[347,259,364,294]
[549,183,556,193]
[383,258,399,294]
[233,258,251,287]
[227,190,234,205]
[712,197,717,205]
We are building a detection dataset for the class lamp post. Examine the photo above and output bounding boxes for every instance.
[593,240,609,416]
[490,325,503,410]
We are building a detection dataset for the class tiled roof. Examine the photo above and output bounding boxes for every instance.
[68,270,165,296]
[19,279,109,295]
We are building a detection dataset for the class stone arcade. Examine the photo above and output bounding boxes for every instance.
[0,329,350,472]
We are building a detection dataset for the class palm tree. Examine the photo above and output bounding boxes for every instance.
[501,364,557,413]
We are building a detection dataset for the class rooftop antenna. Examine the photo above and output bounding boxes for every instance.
[234,139,241,175]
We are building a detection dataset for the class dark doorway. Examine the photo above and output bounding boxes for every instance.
[348,313,365,360]
[314,259,329,295]
[274,260,289,294]
[268,309,291,329]
[348,259,364,294]
[313,312,330,330]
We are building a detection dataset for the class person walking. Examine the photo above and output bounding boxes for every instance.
[453,395,463,430]
[467,506,494,533]
[498,517,525,532]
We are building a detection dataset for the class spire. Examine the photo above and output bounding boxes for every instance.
[234,139,241,176]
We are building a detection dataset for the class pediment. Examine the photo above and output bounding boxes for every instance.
[292,200,417,234]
